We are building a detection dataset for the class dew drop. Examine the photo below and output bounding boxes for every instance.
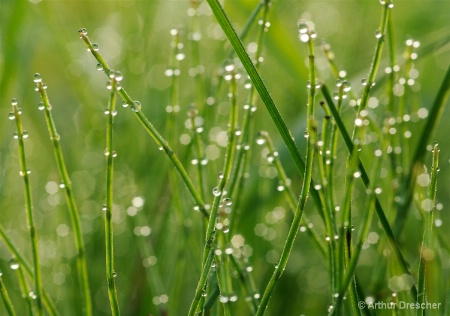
[92,43,99,51]
[122,101,129,108]
[8,112,15,120]
[96,63,103,71]
[106,82,113,90]
[102,205,108,212]
[212,187,221,197]
[33,73,42,83]
[29,292,37,300]
[104,149,110,156]
[112,271,117,278]
[104,109,110,115]
[38,102,45,111]
[114,71,123,82]
[223,198,232,206]
[78,28,88,36]
[374,30,382,39]
[13,132,19,139]
[361,79,367,86]
[298,22,308,34]
[304,130,309,138]
[131,101,142,112]
[23,130,29,139]
[219,295,229,303]
[9,258,19,270]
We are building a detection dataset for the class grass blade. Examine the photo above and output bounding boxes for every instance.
[34,74,92,316]
[10,99,43,316]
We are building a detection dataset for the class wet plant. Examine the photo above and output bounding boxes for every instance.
[1,0,450,315]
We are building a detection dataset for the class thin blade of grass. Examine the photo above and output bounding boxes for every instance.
[321,84,418,299]
[394,64,450,234]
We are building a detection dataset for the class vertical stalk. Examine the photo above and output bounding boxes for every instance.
[34,74,92,316]
[256,22,317,316]
[417,143,439,315]
[78,28,208,219]
[104,74,121,316]
[10,99,43,316]
[0,273,16,316]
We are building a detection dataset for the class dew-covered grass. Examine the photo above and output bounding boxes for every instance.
[1,0,450,315]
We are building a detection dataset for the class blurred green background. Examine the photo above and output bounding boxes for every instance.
[0,0,449,315]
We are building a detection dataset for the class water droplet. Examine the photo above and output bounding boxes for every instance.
[256,132,266,145]
[266,153,275,163]
[9,258,19,270]
[325,235,331,242]
[23,131,29,139]
[112,151,118,158]
[112,271,117,278]
[361,79,367,86]
[8,112,15,120]
[114,71,123,82]
[304,130,309,138]
[218,172,224,179]
[219,295,229,303]
[42,83,47,90]
[224,60,235,72]
[59,182,66,189]
[13,132,19,139]
[191,159,199,165]
[104,149,110,156]
[277,184,285,192]
[131,101,142,112]
[374,30,382,39]
[212,187,221,197]
[223,198,232,206]
[253,293,261,300]
[106,82,112,90]
[102,205,108,212]
[298,22,308,34]
[229,294,238,302]
[29,291,37,300]
[299,33,310,43]
[78,28,88,37]
[92,43,99,51]
[33,73,42,83]
[38,102,45,111]
[19,170,31,177]
[104,109,110,115]
[122,101,129,108]
[96,63,103,71]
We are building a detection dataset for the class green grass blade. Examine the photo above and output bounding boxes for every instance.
[34,74,92,316]
[321,84,418,299]
[78,29,208,219]
[104,75,121,316]
[10,100,43,316]
[394,64,450,234]
[0,274,16,316]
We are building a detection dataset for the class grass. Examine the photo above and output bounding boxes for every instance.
[1,0,450,315]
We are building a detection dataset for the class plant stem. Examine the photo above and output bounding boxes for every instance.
[417,143,439,315]
[256,23,317,316]
[0,225,58,315]
[104,77,120,316]
[394,64,450,235]
[11,100,43,316]
[78,29,208,219]
[0,274,16,316]
[34,76,92,316]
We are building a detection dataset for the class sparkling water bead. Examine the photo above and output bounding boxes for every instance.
[11,98,18,106]
[92,43,99,51]
[38,102,45,110]
[33,73,42,83]
[131,101,142,112]
[8,112,15,120]
[78,28,88,36]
